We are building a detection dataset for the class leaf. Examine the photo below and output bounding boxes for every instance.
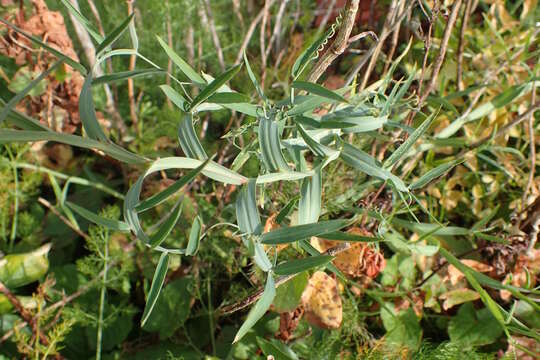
[256,337,299,360]
[273,271,309,313]
[243,51,267,102]
[301,271,342,329]
[253,241,272,272]
[207,92,251,104]
[66,201,130,232]
[95,13,134,55]
[59,0,103,43]
[0,244,51,289]
[233,273,276,343]
[0,61,63,126]
[156,35,205,85]
[291,81,347,103]
[439,289,480,310]
[0,130,147,165]
[448,303,503,348]
[381,304,422,351]
[391,218,472,236]
[256,171,311,184]
[319,231,380,243]
[276,196,299,224]
[383,111,437,168]
[178,112,208,160]
[79,70,108,142]
[148,203,183,248]
[0,98,50,131]
[189,64,243,110]
[235,179,262,235]
[159,85,187,111]
[135,158,210,212]
[261,219,350,245]
[286,95,335,117]
[409,160,462,190]
[93,69,165,84]
[340,142,408,192]
[258,115,290,172]
[298,168,322,225]
[274,255,334,275]
[141,252,170,327]
[296,123,340,160]
[186,216,202,256]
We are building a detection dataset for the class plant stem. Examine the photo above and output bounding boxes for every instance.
[96,232,109,360]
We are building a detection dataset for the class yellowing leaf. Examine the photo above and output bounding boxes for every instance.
[301,271,342,329]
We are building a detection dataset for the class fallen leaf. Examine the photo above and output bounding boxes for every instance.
[447,259,493,286]
[301,271,342,329]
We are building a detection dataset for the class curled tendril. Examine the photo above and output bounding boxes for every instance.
[310,10,343,64]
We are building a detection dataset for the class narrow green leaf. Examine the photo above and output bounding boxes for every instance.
[276,196,299,225]
[141,252,169,327]
[0,98,50,131]
[160,85,187,111]
[258,115,289,172]
[0,60,63,125]
[298,168,322,225]
[59,0,103,43]
[156,35,205,85]
[243,51,267,102]
[189,64,243,111]
[391,218,472,236]
[235,179,262,235]
[66,201,130,232]
[93,69,164,84]
[207,92,251,104]
[409,160,461,190]
[233,273,275,343]
[256,171,311,184]
[178,112,208,160]
[256,337,299,360]
[0,130,147,165]
[186,216,202,256]
[384,111,437,168]
[149,202,183,248]
[274,255,334,275]
[292,81,347,103]
[79,71,108,142]
[95,14,134,55]
[319,231,380,242]
[286,95,334,117]
[253,241,272,272]
[296,124,339,159]
[261,219,350,245]
[135,158,210,212]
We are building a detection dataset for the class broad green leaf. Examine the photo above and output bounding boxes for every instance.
[243,51,267,102]
[160,85,187,111]
[298,168,322,225]
[94,69,164,84]
[233,273,275,343]
[0,61,63,125]
[0,130,147,165]
[156,35,205,85]
[256,337,299,360]
[95,14,134,55]
[207,92,251,104]
[59,0,103,43]
[258,115,290,172]
[235,179,262,235]
[178,112,208,160]
[291,27,333,78]
[448,303,503,348]
[381,304,422,351]
[189,64,243,111]
[292,81,347,103]
[0,243,51,289]
[261,219,350,245]
[148,202,183,248]
[409,160,461,190]
[341,142,408,192]
[384,111,437,168]
[66,201,130,232]
[141,252,169,327]
[186,216,202,256]
[135,158,210,212]
[273,255,334,275]
[273,271,308,313]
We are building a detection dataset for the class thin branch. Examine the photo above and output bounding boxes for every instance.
[202,0,225,71]
[456,0,472,91]
[37,197,91,241]
[383,0,405,74]
[306,0,360,83]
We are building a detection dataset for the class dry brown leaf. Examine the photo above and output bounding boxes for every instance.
[263,213,288,252]
[447,260,494,286]
[301,271,342,329]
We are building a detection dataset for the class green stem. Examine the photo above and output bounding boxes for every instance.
[96,232,109,360]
